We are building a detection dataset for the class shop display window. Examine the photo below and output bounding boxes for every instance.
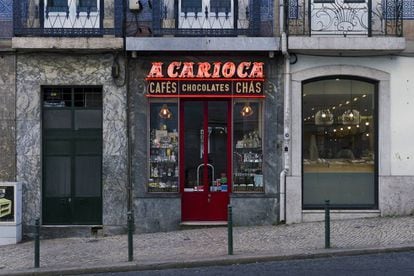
[233,101,264,192]
[148,101,179,192]
[302,78,376,208]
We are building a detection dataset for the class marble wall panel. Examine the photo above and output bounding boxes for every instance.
[0,120,15,180]
[103,87,127,122]
[16,53,127,229]
[134,198,181,233]
[102,155,128,225]
[0,55,16,181]
[103,120,127,156]
[16,120,40,156]
[16,154,41,225]
[230,197,279,226]
[0,55,16,120]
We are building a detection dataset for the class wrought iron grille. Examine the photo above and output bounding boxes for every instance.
[14,0,124,37]
[286,0,403,36]
[152,0,261,36]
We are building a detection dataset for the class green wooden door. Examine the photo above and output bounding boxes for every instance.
[42,87,102,225]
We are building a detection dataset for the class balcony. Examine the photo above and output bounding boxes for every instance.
[14,0,124,37]
[151,0,261,36]
[286,0,403,37]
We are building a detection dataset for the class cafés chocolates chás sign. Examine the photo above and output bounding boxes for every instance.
[146,61,265,98]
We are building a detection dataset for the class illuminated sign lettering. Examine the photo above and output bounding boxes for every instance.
[146,61,265,98]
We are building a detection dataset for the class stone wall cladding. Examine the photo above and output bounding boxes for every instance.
[0,54,15,181]
[16,53,127,228]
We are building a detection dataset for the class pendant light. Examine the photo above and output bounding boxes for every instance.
[241,102,254,117]
[159,104,173,119]
[341,80,360,125]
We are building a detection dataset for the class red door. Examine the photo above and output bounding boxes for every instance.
[181,100,231,221]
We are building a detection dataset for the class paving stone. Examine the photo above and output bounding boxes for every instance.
[0,216,413,274]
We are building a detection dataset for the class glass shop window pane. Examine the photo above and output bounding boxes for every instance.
[302,79,376,207]
[182,0,202,13]
[148,102,179,192]
[233,101,264,193]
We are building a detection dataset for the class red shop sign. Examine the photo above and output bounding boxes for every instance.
[145,61,265,98]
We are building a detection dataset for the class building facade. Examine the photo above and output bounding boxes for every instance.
[0,0,413,238]
[284,0,414,222]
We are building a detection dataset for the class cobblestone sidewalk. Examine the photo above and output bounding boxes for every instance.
[1,216,414,275]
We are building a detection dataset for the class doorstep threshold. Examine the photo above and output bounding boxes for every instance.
[180,221,227,226]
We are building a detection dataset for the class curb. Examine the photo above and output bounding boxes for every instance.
[3,244,414,276]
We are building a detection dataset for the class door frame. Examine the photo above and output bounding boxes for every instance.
[41,86,103,225]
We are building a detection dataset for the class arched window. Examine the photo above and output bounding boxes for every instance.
[302,77,377,208]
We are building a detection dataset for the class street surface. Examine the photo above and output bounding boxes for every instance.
[90,250,414,276]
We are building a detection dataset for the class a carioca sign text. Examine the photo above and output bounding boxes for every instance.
[146,61,265,98]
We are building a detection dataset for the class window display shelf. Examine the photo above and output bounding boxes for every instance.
[233,147,263,193]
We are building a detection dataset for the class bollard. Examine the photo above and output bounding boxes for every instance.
[325,200,330,249]
[127,211,134,262]
[34,218,40,268]
[228,205,233,255]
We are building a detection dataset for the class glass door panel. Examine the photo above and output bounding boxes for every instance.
[181,100,230,221]
[183,101,204,191]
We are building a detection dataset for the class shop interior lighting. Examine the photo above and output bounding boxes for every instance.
[159,104,173,119]
[241,102,254,117]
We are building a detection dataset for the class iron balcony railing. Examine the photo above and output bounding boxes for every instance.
[151,0,261,36]
[14,0,124,37]
[286,0,403,36]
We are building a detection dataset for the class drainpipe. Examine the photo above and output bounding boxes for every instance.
[122,1,133,215]
[279,0,291,223]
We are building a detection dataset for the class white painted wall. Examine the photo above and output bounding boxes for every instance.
[291,55,414,176]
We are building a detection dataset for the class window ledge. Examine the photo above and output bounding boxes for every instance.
[302,209,380,222]
[12,37,123,50]
[289,37,406,55]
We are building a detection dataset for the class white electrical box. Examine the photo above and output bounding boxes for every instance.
[0,182,22,245]
[129,0,142,11]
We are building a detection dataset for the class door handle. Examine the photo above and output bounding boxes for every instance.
[68,198,72,203]
[208,193,211,203]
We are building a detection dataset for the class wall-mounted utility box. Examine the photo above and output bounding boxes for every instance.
[0,182,22,245]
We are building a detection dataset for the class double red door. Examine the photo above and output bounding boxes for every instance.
[180,100,231,221]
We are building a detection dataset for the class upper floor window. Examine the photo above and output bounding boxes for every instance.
[77,0,98,13]
[182,0,202,13]
[210,0,231,13]
[47,0,68,12]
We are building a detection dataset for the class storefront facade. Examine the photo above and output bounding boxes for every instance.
[15,53,128,234]
[286,55,414,223]
[129,54,283,232]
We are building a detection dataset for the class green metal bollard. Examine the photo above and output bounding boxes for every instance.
[34,218,40,268]
[228,205,233,255]
[127,211,134,262]
[325,200,331,249]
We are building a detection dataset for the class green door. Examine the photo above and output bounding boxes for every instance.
[42,87,102,225]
